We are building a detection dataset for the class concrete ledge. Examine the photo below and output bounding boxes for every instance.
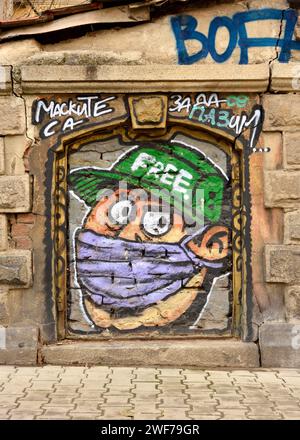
[20,64,270,93]
[271,62,300,92]
[41,339,259,368]
[260,323,300,368]
[0,67,11,95]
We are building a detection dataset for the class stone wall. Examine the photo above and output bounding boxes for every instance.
[0,0,300,366]
[0,90,38,364]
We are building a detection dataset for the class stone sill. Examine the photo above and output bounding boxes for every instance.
[271,62,300,92]
[0,66,12,95]
[19,64,270,93]
[41,339,260,368]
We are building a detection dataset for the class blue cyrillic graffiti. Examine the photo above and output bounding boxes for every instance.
[171,8,300,64]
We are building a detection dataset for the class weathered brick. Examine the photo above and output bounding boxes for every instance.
[17,213,35,224]
[0,175,31,213]
[0,96,25,135]
[264,245,300,283]
[0,250,32,287]
[0,215,7,251]
[285,286,300,322]
[263,94,300,131]
[15,237,32,250]
[283,132,300,169]
[284,210,300,244]
[264,170,300,208]
[11,223,33,237]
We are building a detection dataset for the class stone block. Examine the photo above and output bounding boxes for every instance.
[0,175,31,212]
[264,170,300,208]
[0,250,32,287]
[0,137,4,174]
[0,215,7,251]
[128,95,168,129]
[0,288,9,326]
[0,40,41,66]
[284,210,300,244]
[260,323,300,367]
[41,340,259,368]
[263,94,300,131]
[285,286,300,322]
[0,66,11,95]
[264,245,300,284]
[4,136,27,175]
[17,213,35,224]
[283,132,300,169]
[0,96,25,135]
[0,325,38,366]
[11,221,33,250]
[248,1,288,11]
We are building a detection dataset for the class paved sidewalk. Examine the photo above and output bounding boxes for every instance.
[0,366,299,420]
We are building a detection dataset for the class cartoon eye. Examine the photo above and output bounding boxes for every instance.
[109,200,134,225]
[142,211,171,237]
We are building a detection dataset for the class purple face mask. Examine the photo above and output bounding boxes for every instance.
[75,229,223,309]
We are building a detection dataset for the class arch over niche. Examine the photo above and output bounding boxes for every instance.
[52,124,247,340]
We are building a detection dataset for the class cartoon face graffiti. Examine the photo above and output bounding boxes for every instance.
[69,142,230,331]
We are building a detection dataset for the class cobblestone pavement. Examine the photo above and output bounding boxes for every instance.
[0,367,300,420]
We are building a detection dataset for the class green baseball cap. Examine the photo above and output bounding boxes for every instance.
[69,143,226,224]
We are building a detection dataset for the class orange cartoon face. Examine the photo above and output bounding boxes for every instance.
[85,188,229,260]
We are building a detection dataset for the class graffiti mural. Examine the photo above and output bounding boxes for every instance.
[171,8,300,65]
[67,135,232,334]
[30,92,264,337]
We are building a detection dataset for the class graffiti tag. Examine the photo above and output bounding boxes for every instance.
[171,8,300,64]
[32,95,116,139]
[168,94,268,153]
[169,93,249,113]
